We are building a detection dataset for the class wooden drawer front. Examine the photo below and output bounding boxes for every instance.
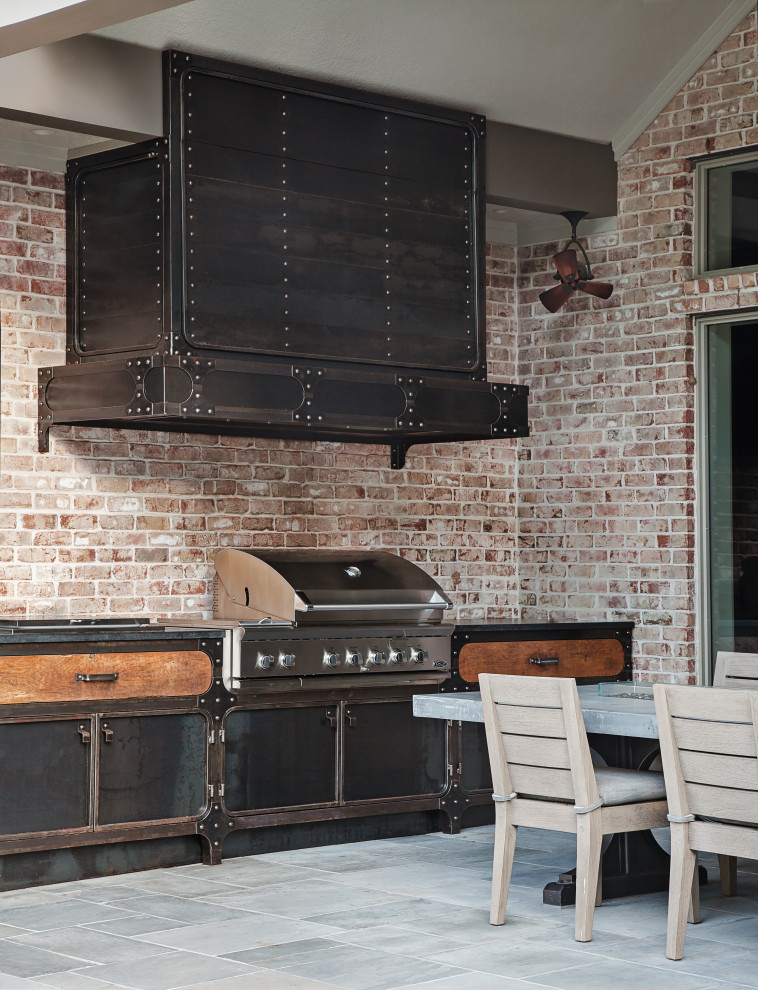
[0,651,213,704]
[458,638,625,683]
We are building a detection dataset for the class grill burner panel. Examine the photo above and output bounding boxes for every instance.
[233,624,451,681]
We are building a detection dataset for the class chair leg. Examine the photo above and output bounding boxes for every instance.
[595,853,603,907]
[575,811,602,942]
[667,823,697,960]
[718,854,737,896]
[688,852,700,925]
[490,803,517,926]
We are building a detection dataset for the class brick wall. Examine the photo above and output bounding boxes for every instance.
[0,179,519,620]
[516,11,758,681]
[4,11,758,676]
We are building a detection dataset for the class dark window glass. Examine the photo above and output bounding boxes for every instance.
[707,161,758,272]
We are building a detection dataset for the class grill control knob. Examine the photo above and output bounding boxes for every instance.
[367,649,386,665]
[345,650,363,667]
[279,653,296,669]
[257,653,274,670]
[410,648,429,664]
[389,648,407,664]
[323,651,339,668]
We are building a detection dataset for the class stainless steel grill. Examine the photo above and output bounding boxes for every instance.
[212,549,454,684]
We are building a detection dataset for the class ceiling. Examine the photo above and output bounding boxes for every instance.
[93,0,755,154]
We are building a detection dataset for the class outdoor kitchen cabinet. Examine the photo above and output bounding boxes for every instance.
[0,710,208,838]
[222,690,446,819]
[0,623,227,889]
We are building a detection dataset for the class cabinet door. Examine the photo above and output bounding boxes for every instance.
[0,719,91,836]
[342,699,446,802]
[97,713,208,826]
[224,706,338,812]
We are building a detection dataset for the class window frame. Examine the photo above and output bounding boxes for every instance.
[695,147,758,278]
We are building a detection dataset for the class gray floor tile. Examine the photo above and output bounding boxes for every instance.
[137,914,341,955]
[429,943,590,980]
[329,926,469,958]
[0,975,57,989]
[117,875,249,900]
[202,879,401,920]
[73,951,257,990]
[93,893,247,926]
[395,976,540,990]
[179,861,326,889]
[0,941,83,979]
[521,958,719,989]
[236,942,467,990]
[82,915,191,937]
[10,928,171,966]
[0,902,134,933]
[404,906,564,944]
[179,977,340,990]
[308,897,466,931]
[30,973,124,989]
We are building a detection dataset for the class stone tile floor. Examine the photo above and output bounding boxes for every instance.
[0,825,755,989]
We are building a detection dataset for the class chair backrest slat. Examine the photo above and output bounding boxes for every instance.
[502,733,571,769]
[673,718,756,757]
[678,751,758,790]
[495,704,566,738]
[713,651,758,688]
[654,683,758,827]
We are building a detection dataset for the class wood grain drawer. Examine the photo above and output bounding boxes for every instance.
[0,651,213,705]
[458,638,625,683]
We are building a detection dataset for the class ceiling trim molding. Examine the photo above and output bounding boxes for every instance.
[611,0,755,159]
[484,215,518,246]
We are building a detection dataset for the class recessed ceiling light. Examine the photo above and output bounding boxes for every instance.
[31,128,54,136]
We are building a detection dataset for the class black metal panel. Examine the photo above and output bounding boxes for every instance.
[143,366,194,404]
[342,700,446,802]
[180,61,481,373]
[0,719,90,835]
[415,385,501,427]
[224,706,338,811]
[204,370,303,410]
[46,369,136,411]
[70,146,167,359]
[97,713,207,826]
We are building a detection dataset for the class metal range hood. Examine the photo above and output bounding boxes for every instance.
[38,50,528,468]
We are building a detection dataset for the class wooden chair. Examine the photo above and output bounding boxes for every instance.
[480,673,669,942]
[654,683,758,960]
[713,650,758,688]
[711,651,758,894]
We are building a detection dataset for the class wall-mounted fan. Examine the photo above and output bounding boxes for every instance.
[539,211,613,313]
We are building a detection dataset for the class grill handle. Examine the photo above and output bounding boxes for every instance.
[302,601,452,612]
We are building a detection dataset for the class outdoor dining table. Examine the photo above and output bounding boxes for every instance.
[413,683,700,905]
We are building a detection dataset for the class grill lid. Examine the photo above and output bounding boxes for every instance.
[213,549,453,626]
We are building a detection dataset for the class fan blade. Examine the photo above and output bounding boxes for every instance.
[553,249,579,279]
[577,280,614,300]
[539,283,572,313]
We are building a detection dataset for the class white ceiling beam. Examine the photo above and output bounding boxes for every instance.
[0,36,162,141]
[0,0,191,57]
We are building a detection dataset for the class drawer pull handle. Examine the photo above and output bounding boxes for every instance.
[530,656,559,666]
[76,672,119,682]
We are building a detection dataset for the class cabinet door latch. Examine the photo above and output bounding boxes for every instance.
[77,724,91,744]
[101,723,113,743]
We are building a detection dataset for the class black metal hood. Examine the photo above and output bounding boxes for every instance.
[38,51,528,467]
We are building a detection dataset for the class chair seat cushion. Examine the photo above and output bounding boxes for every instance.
[595,767,666,806]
